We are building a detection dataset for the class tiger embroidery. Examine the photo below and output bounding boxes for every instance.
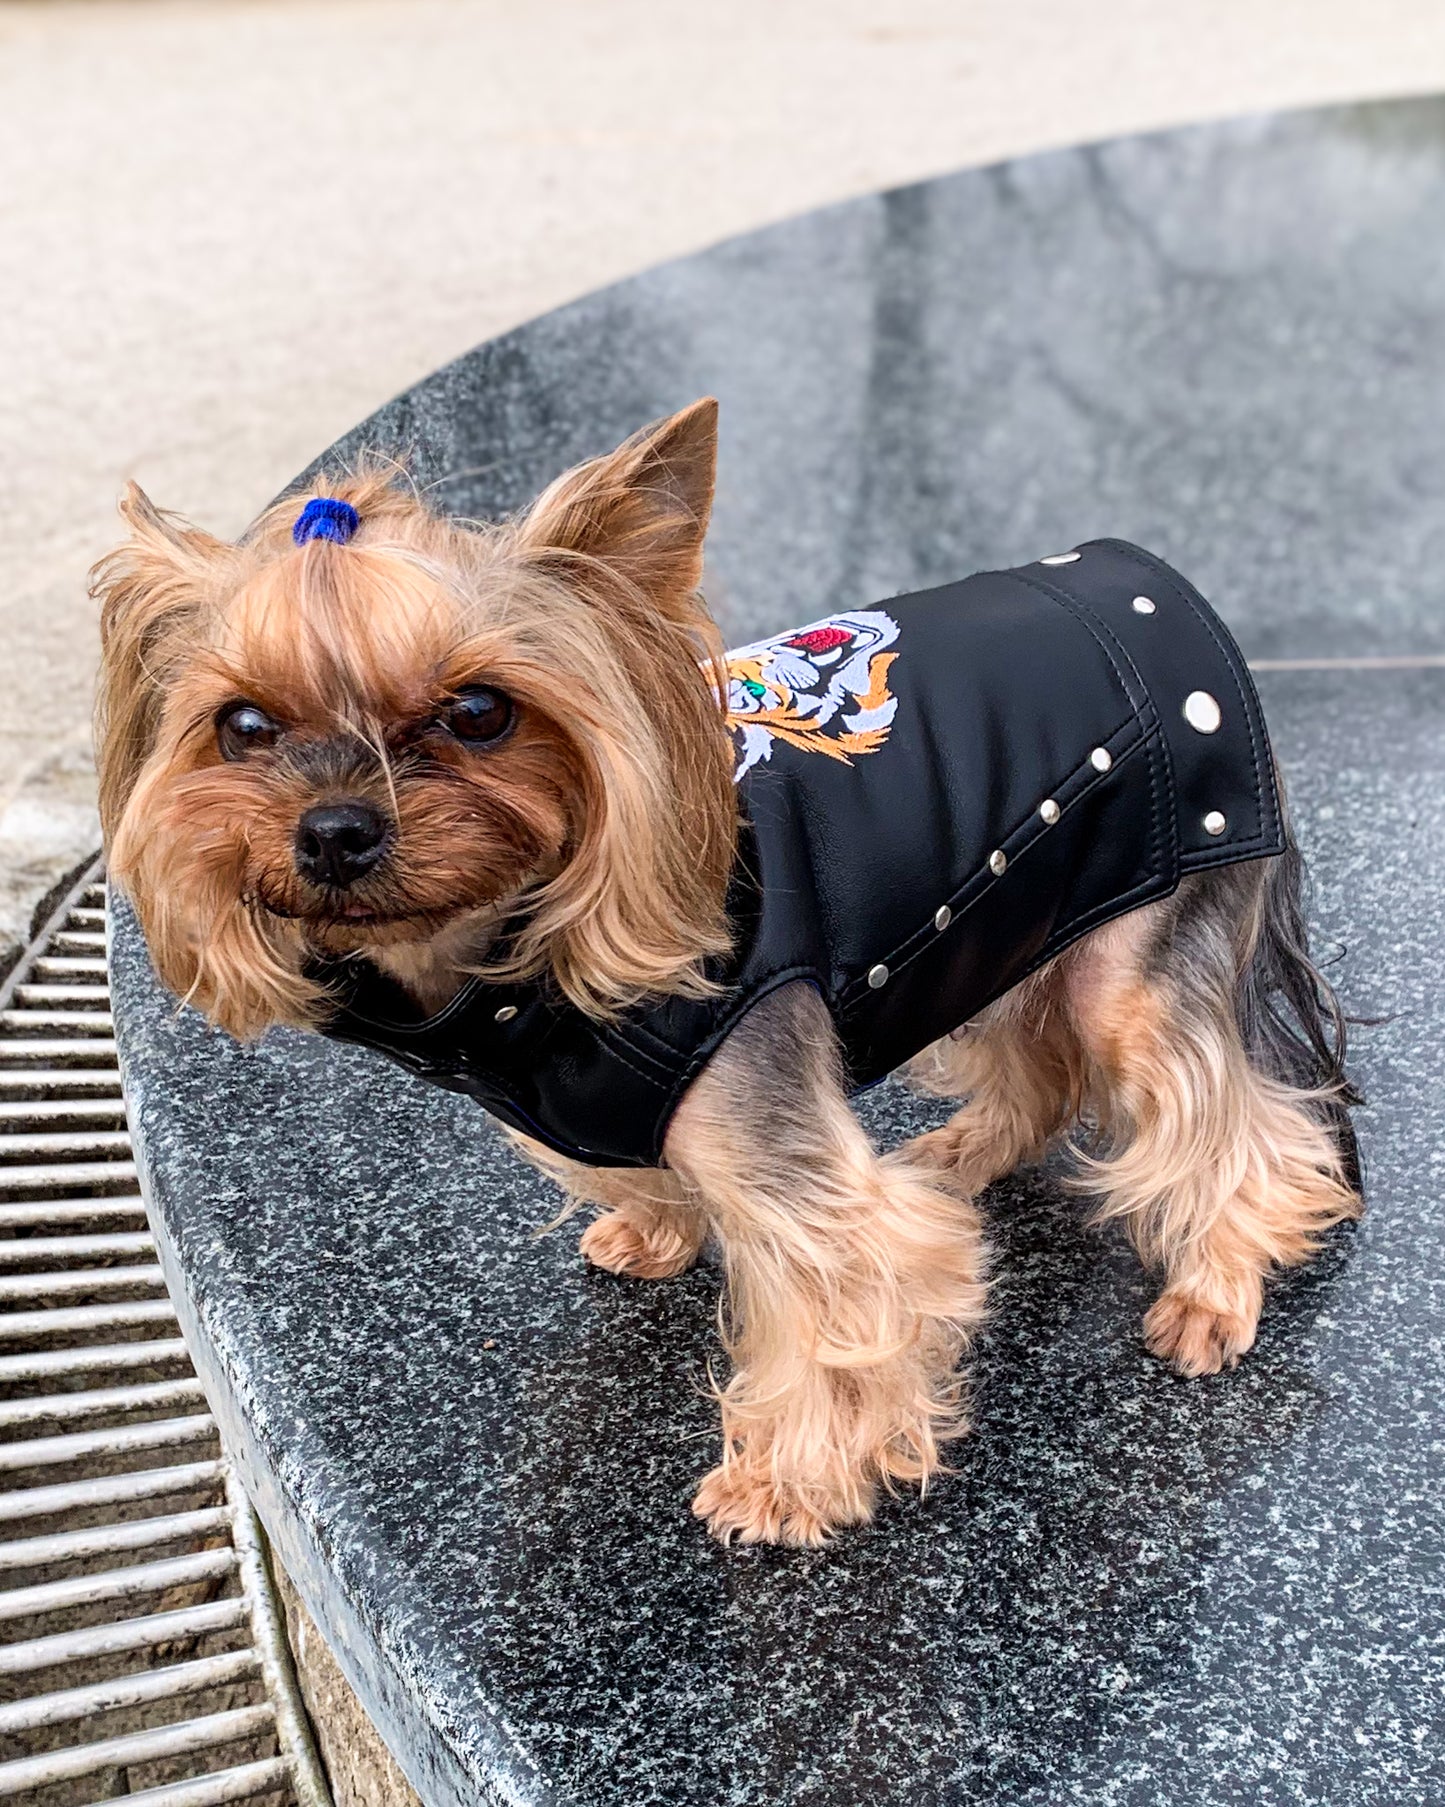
[724,611,901,781]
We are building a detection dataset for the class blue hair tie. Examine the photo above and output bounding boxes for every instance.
[293,497,360,546]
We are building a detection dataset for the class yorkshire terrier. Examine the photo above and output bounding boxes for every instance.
[94,398,1360,1547]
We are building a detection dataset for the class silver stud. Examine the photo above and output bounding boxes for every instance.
[1183,690,1222,734]
[1132,595,1156,615]
[1039,798,1060,825]
[494,1005,518,1023]
[934,905,952,932]
[1040,551,1081,566]
[1090,747,1113,773]
[988,849,1008,877]
[867,963,889,989]
[1204,810,1227,837]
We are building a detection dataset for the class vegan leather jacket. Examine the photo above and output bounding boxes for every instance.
[320,539,1283,1167]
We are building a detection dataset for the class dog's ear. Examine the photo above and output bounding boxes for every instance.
[516,397,718,615]
[91,483,237,842]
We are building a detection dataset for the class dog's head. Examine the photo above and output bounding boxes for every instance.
[94,399,737,1038]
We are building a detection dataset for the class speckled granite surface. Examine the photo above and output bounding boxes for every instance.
[112,97,1445,1807]
[310,98,1445,667]
[111,669,1444,1807]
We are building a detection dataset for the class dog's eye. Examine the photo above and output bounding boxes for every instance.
[217,702,282,761]
[443,686,514,745]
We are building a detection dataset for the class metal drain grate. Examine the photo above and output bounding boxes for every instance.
[0,862,331,1807]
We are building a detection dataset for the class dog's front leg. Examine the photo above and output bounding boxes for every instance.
[665,983,989,1547]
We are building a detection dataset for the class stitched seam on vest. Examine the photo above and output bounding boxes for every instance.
[460,1079,561,1140]
[1117,540,1275,844]
[1148,689,1178,888]
[997,566,1188,884]
[967,569,1182,975]
[1028,866,1178,974]
[591,1024,677,1089]
[1177,841,1286,876]
[336,973,491,1038]
[827,569,1161,1005]
[1094,540,1280,853]
[597,1009,690,1073]
[1031,715,1177,973]
[998,570,1150,710]
[835,723,1147,1002]
[612,1015,691,1065]
[1009,567,1180,879]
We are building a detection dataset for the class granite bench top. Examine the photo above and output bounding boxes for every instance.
[111,96,1445,1807]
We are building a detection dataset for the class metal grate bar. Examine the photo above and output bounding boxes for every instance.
[0,1266,166,1308]
[0,1504,232,1571]
[0,1459,224,1526]
[0,1070,125,1096]
[76,1755,293,1807]
[0,1646,260,1734]
[32,957,109,978]
[0,1097,128,1124]
[0,1010,117,1037]
[0,1229,155,1267]
[0,1701,274,1793]
[13,984,112,1007]
[0,1596,248,1675]
[0,1127,134,1159]
[0,1546,238,1623]
[0,1337,190,1385]
[0,1411,217,1475]
[0,1375,206,1433]
[0,1196,146,1230]
[223,1470,331,1807]
[0,1297,178,1342]
[0,1038,120,1066]
[0,1159,141,1196]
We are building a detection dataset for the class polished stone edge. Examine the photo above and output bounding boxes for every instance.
[111,940,542,1807]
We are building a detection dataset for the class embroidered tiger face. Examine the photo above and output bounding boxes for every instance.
[724,610,901,780]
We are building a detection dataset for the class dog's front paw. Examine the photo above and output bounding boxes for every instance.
[579,1210,698,1280]
[691,1462,874,1548]
[1144,1287,1259,1376]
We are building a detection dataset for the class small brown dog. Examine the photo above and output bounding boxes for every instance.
[94,399,1359,1546]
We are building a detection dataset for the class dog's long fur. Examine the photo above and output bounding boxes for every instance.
[94,399,1361,1546]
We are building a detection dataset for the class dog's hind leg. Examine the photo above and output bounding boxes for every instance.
[901,972,1082,1195]
[1065,871,1361,1377]
[510,1135,709,1279]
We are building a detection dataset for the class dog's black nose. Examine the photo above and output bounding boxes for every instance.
[294,802,389,889]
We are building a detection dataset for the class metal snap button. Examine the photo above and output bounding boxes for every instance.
[867,963,889,989]
[1132,595,1156,614]
[494,1005,518,1023]
[1039,799,1060,824]
[1090,747,1113,773]
[1183,690,1222,734]
[934,905,952,931]
[988,850,1008,876]
[1040,551,1081,566]
[1203,811,1227,836]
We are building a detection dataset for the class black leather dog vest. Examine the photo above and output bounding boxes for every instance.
[321,539,1283,1167]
